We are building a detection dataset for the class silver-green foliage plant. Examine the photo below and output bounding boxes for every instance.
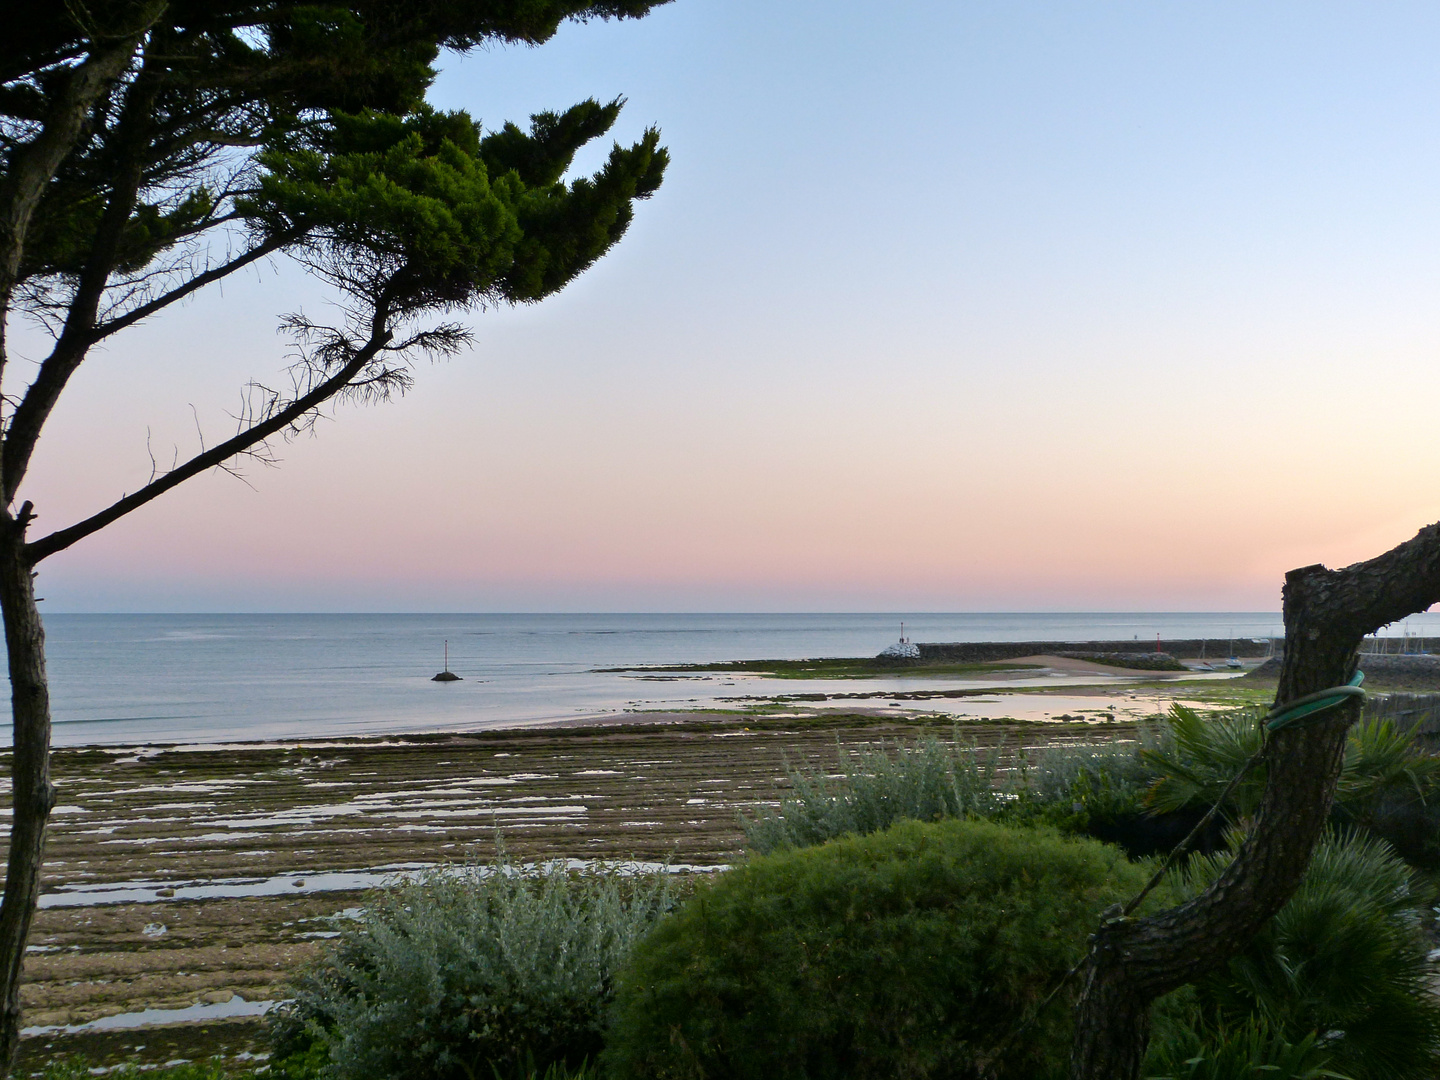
[37,1061,242,1080]
[273,860,677,1080]
[741,730,1158,854]
[1163,830,1440,1080]
[741,734,1008,853]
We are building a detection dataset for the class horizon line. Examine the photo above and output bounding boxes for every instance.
[37,609,1292,617]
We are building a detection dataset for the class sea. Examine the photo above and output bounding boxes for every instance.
[7,611,1437,748]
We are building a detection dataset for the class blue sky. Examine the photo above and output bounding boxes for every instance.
[22,1,1440,611]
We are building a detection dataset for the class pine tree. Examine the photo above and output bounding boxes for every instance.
[0,1,668,1066]
[1070,535,1440,1078]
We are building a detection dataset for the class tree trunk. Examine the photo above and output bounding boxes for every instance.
[0,507,53,1073]
[1069,531,1440,1080]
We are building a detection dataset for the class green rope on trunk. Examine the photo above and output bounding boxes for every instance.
[1264,670,1366,732]
[979,663,1368,1078]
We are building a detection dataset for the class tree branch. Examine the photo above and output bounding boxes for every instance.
[0,30,147,397]
[1070,517,1440,1078]
[1291,521,1440,642]
[90,230,299,340]
[0,33,146,294]
[24,318,394,564]
[2,50,166,503]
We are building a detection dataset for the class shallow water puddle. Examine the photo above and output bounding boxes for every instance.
[39,859,727,908]
[38,867,427,907]
[22,994,279,1036]
[807,691,1229,722]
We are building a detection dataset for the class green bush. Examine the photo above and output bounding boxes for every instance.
[1168,830,1440,1080]
[273,860,677,1080]
[605,818,1167,1080]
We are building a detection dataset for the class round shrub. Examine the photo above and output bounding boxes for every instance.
[604,818,1162,1080]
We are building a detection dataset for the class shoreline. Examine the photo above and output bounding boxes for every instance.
[13,650,1434,1071]
[20,650,1271,750]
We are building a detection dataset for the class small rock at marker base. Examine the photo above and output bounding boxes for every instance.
[292,879,305,887]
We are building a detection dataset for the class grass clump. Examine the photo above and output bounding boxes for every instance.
[741,733,1011,852]
[744,708,1440,865]
[741,729,1160,855]
[271,859,677,1080]
[605,817,1169,1080]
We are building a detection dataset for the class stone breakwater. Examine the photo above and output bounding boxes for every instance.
[1251,652,1440,680]
[1250,652,1440,696]
[1055,652,1187,672]
[914,638,1276,663]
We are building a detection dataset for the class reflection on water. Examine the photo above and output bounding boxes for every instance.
[39,859,728,908]
[22,995,278,1036]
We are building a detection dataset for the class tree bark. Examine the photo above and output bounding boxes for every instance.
[1069,524,1440,1080]
[0,506,52,1073]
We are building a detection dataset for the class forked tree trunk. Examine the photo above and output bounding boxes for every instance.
[0,508,52,1072]
[1070,525,1440,1079]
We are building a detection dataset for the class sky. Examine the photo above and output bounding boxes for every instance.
[16,0,1440,612]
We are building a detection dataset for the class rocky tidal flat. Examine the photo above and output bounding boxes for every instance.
[6,711,1151,1068]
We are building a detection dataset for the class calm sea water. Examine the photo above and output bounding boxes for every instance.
[2,610,1429,747]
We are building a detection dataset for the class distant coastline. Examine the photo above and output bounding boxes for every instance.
[14,613,1440,747]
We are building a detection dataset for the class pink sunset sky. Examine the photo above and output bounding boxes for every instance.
[16,1,1440,612]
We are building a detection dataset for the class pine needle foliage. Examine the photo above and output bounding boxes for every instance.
[1143,707,1440,865]
[1142,707,1267,820]
[1,1,678,1063]
[271,859,677,1080]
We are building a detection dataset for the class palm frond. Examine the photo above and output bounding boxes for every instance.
[1142,705,1266,819]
